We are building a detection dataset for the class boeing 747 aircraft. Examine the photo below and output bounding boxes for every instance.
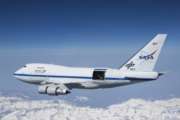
[13,34,167,95]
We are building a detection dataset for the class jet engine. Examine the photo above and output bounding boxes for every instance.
[38,84,70,95]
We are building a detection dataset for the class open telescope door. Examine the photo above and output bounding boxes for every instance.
[92,69,106,80]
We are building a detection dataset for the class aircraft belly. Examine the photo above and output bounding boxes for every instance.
[47,77,91,84]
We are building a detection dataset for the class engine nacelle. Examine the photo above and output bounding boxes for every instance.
[47,86,70,95]
[38,84,70,95]
[38,85,49,94]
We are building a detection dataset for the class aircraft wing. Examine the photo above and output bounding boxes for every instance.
[37,78,100,95]
[39,78,133,91]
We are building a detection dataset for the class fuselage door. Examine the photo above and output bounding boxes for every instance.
[92,69,106,80]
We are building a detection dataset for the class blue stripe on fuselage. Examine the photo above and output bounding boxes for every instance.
[13,73,125,80]
[13,73,154,81]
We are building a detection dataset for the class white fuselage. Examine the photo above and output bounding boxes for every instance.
[13,63,158,89]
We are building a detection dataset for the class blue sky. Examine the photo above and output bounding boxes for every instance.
[0,0,180,107]
[0,0,180,48]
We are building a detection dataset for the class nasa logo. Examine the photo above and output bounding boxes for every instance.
[139,50,157,60]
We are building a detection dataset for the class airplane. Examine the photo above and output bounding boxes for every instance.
[13,34,167,95]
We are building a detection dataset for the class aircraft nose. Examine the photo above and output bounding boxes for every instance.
[14,68,21,75]
[13,68,23,79]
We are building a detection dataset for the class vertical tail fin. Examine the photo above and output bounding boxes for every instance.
[119,34,167,72]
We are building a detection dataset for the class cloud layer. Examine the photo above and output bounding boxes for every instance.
[0,96,180,120]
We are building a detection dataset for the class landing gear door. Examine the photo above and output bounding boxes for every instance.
[92,69,106,80]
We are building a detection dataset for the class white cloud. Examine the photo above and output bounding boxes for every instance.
[0,96,180,120]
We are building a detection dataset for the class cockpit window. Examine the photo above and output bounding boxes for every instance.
[23,65,27,68]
